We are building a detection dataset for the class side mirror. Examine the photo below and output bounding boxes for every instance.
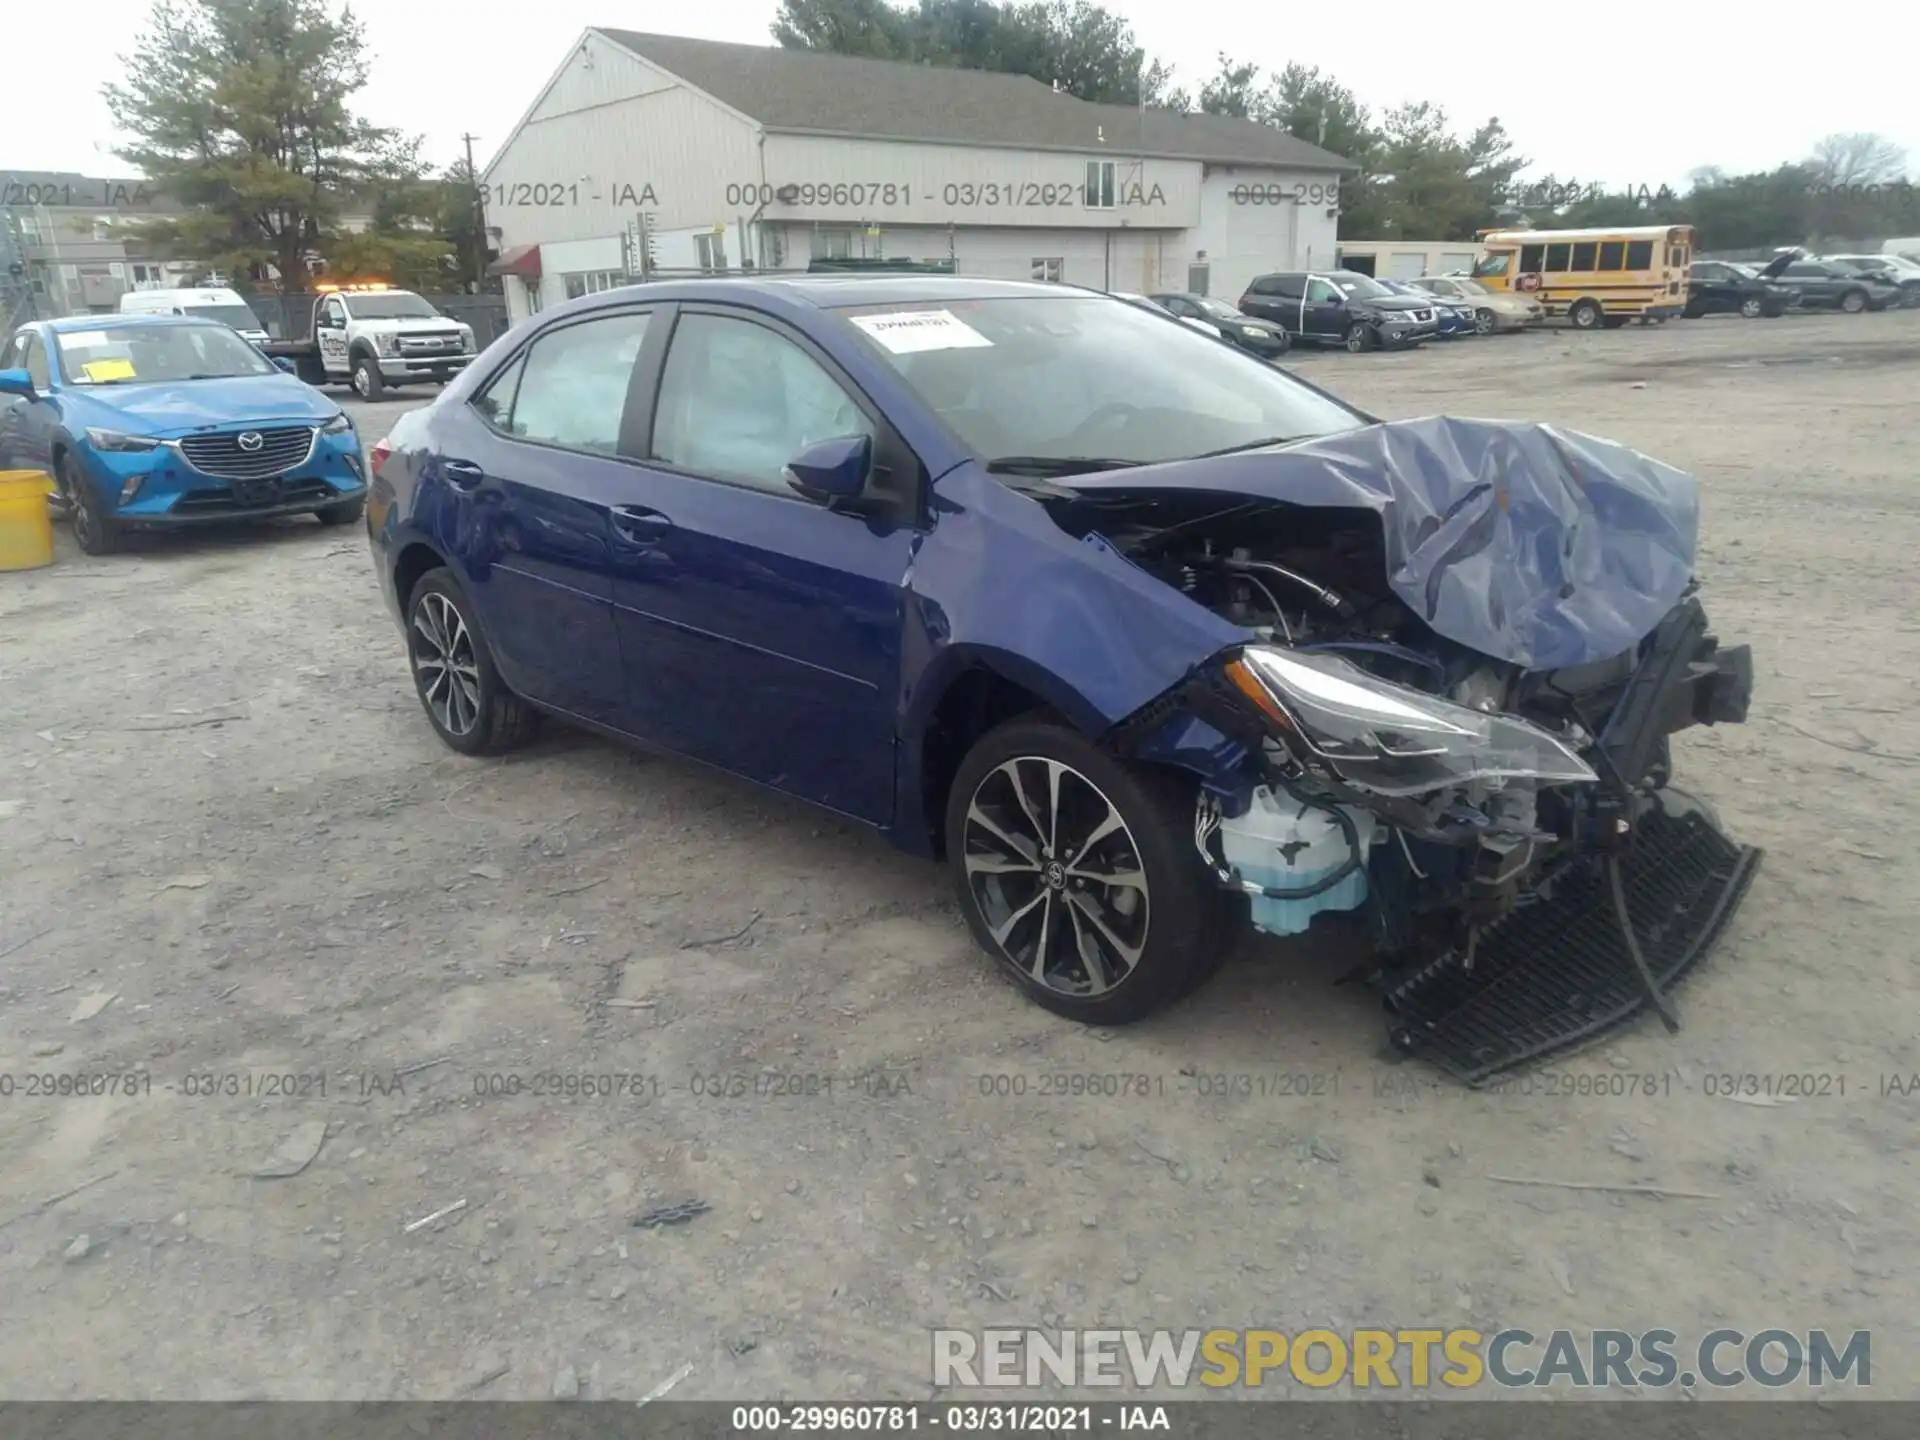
[784,433,873,507]
[0,367,37,400]
[272,357,297,374]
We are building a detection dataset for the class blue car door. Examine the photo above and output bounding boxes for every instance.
[434,306,659,730]
[606,304,917,825]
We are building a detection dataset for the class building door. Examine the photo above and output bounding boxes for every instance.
[1187,262,1209,296]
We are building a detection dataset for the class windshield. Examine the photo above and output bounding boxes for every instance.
[1331,273,1393,299]
[1472,252,1511,278]
[837,295,1365,467]
[1196,298,1246,321]
[184,304,263,331]
[54,322,275,385]
[342,292,441,319]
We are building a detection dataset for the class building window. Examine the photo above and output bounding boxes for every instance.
[563,270,627,300]
[1032,257,1064,283]
[93,216,116,241]
[695,232,728,272]
[1084,161,1115,210]
[815,228,855,260]
[17,214,46,243]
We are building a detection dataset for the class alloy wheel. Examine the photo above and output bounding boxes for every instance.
[410,591,481,737]
[961,756,1150,997]
[1474,310,1495,334]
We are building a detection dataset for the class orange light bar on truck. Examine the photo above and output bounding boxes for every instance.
[314,281,394,293]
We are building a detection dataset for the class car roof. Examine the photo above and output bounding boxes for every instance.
[44,312,226,333]
[529,274,1104,329]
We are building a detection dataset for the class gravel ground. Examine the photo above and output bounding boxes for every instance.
[1,313,1916,1402]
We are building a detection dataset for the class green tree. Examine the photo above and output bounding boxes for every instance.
[104,0,424,293]
[772,0,1184,106]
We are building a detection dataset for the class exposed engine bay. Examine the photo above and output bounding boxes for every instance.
[1048,481,1760,1081]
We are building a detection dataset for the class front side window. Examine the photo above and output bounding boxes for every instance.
[23,335,51,389]
[503,311,653,453]
[321,299,346,327]
[651,313,872,493]
[1305,278,1341,302]
[839,294,1364,469]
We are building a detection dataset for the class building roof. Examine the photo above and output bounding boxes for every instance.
[593,31,1352,171]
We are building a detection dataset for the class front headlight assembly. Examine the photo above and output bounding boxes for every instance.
[320,412,354,435]
[85,428,163,452]
[1225,645,1598,797]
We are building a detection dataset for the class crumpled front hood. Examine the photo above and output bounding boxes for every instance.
[1063,416,1700,671]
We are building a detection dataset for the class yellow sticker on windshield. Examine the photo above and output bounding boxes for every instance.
[82,358,137,382]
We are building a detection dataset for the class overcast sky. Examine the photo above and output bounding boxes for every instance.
[11,0,1918,190]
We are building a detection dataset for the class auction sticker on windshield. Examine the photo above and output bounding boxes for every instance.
[849,309,994,354]
[82,358,137,382]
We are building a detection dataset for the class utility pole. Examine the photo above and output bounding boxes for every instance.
[461,133,487,293]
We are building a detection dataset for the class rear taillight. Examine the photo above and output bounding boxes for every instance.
[369,436,393,476]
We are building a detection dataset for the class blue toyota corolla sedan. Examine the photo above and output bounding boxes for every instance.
[365,275,1761,1081]
[0,314,366,554]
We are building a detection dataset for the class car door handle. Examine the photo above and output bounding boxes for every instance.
[610,505,673,540]
[442,459,485,490]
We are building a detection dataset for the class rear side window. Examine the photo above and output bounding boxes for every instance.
[1253,275,1304,299]
[486,311,652,453]
[1597,241,1625,270]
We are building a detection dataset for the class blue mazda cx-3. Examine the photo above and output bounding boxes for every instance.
[0,314,366,555]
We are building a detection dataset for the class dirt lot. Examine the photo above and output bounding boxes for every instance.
[1,312,1916,1403]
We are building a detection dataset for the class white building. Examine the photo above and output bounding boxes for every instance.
[482,29,1352,322]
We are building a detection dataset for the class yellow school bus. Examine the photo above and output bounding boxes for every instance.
[1470,225,1694,329]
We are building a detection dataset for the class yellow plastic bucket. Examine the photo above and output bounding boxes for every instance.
[0,469,57,572]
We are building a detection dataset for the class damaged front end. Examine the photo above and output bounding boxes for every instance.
[1079,418,1763,1083]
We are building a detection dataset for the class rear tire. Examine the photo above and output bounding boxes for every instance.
[61,453,124,556]
[404,568,540,756]
[1568,298,1604,330]
[946,718,1235,1025]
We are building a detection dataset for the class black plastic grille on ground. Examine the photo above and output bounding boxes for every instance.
[1382,804,1764,1086]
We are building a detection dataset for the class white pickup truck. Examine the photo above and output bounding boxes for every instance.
[266,285,476,398]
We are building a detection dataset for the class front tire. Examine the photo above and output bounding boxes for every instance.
[1738,296,1763,318]
[351,354,386,399]
[1839,288,1867,314]
[404,568,540,756]
[61,453,124,556]
[1474,309,1495,335]
[1344,322,1376,354]
[946,718,1233,1024]
[315,495,366,526]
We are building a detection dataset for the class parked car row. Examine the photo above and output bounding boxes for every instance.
[1687,250,1920,319]
[1119,269,1547,359]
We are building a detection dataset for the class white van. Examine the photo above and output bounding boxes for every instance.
[118,287,270,345]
